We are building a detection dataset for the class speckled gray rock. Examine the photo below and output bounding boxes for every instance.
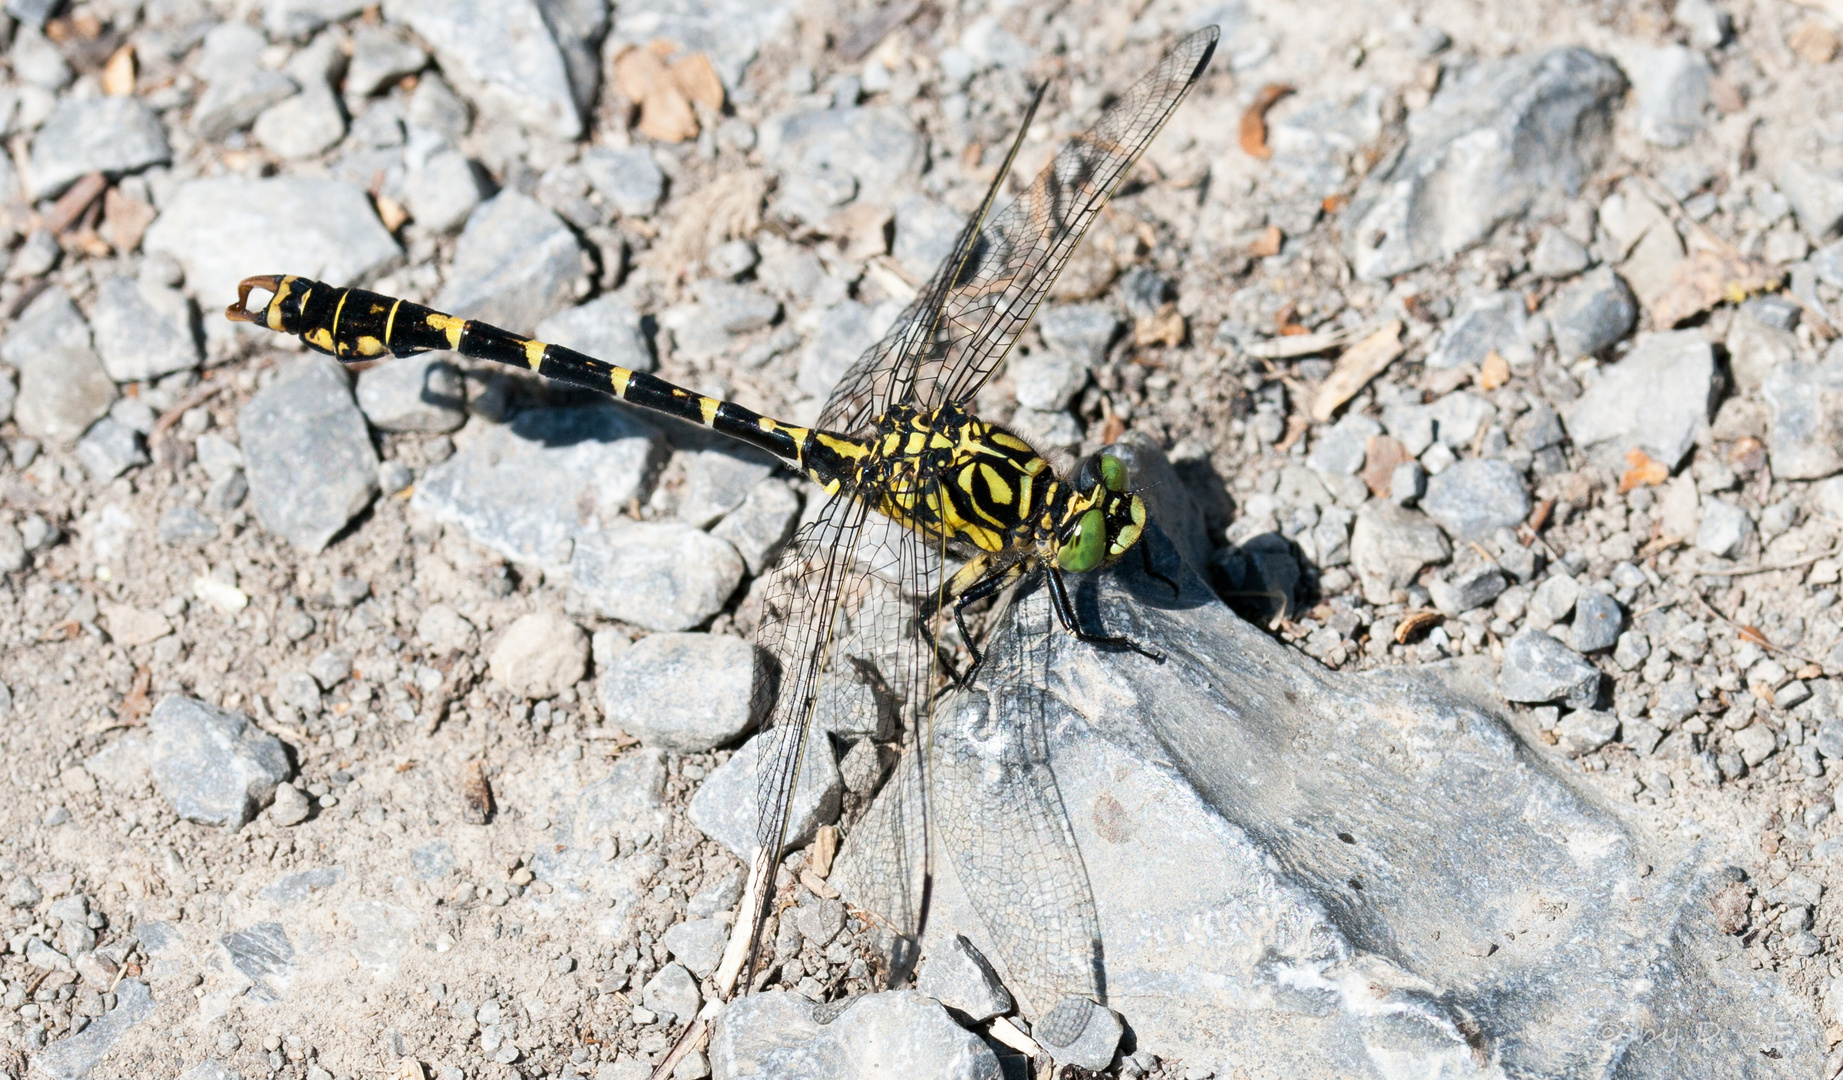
[710,990,1000,1080]
[761,107,926,195]
[29,979,154,1080]
[1630,44,1710,148]
[688,729,841,860]
[384,0,585,140]
[1570,590,1623,653]
[344,25,428,102]
[917,934,1012,1022]
[798,299,902,399]
[400,148,483,233]
[194,65,300,143]
[1530,226,1591,278]
[1500,628,1601,708]
[1037,304,1122,366]
[1556,708,1619,755]
[580,146,664,218]
[1528,573,1581,629]
[1350,500,1451,602]
[1307,413,1378,475]
[711,479,802,575]
[1696,497,1754,558]
[676,445,777,528]
[1547,266,1637,360]
[1761,355,1843,480]
[662,918,729,980]
[238,358,379,553]
[642,961,701,1026]
[1564,330,1711,469]
[90,276,201,383]
[433,191,581,331]
[1345,48,1624,280]
[570,522,745,632]
[1420,459,1529,541]
[25,96,171,199]
[147,696,289,827]
[412,405,663,572]
[1009,350,1090,413]
[253,86,347,160]
[535,295,654,374]
[14,344,116,447]
[1037,997,1124,1072]
[1780,162,1843,241]
[1426,290,1526,369]
[1725,311,1796,392]
[892,195,965,281]
[487,611,588,700]
[355,355,466,433]
[598,632,762,751]
[263,0,368,38]
[610,0,795,89]
[144,176,401,340]
[1428,563,1507,615]
[75,417,146,481]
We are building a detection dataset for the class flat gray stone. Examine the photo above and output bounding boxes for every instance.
[1350,500,1451,603]
[239,358,378,552]
[710,990,999,1080]
[1426,291,1526,369]
[194,66,299,142]
[1428,563,1507,615]
[1499,628,1601,709]
[384,0,584,140]
[25,96,171,199]
[1428,391,1495,449]
[1630,44,1710,148]
[609,0,795,90]
[1037,304,1122,366]
[1564,330,1712,469]
[642,961,701,1026]
[14,343,116,448]
[76,417,147,481]
[1420,459,1530,541]
[1530,226,1591,278]
[598,632,762,751]
[916,934,1012,1022]
[580,146,664,218]
[661,918,729,980]
[400,147,483,233]
[760,107,925,195]
[1037,997,1123,1072]
[412,405,663,572]
[147,696,289,827]
[90,276,201,383]
[355,355,466,433]
[797,299,902,400]
[253,85,347,160]
[1614,629,1652,671]
[1726,311,1796,392]
[677,444,777,528]
[1307,414,1378,476]
[220,921,295,1000]
[1528,573,1581,629]
[688,728,841,861]
[1547,265,1637,360]
[1556,708,1619,755]
[892,195,964,282]
[487,611,588,699]
[1761,356,1843,480]
[536,295,655,374]
[264,0,368,37]
[569,522,745,632]
[710,478,801,575]
[344,25,428,102]
[143,176,401,342]
[433,191,581,331]
[1781,162,1843,241]
[1345,47,1624,280]
[29,979,154,1080]
[1696,497,1753,558]
[1570,590,1623,653]
[1010,350,1090,413]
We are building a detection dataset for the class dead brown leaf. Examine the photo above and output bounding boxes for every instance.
[1710,881,1751,935]
[1649,250,1780,328]
[1361,434,1411,497]
[825,202,891,261]
[102,43,135,96]
[1527,497,1555,534]
[375,193,408,232]
[1618,448,1670,494]
[1132,302,1186,348]
[461,761,495,825]
[1310,320,1404,422]
[1247,224,1282,257]
[669,52,725,110]
[811,824,839,878]
[117,666,151,726]
[103,187,156,253]
[1790,18,1840,64]
[45,172,107,234]
[1738,624,1772,648]
[1729,435,1767,474]
[1394,610,1441,644]
[1239,83,1293,161]
[616,42,725,143]
[1478,349,1510,391]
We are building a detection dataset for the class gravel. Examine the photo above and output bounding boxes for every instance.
[915,934,1013,1022]
[1419,459,1530,541]
[238,358,380,553]
[486,611,588,700]
[1499,629,1601,709]
[355,356,467,433]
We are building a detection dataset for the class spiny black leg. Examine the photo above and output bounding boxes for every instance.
[948,569,1017,687]
[1141,542,1181,598]
[1049,567,1165,664]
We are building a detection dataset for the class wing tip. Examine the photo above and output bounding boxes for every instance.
[1185,25,1221,83]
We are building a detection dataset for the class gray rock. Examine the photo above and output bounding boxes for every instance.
[90,277,201,383]
[1781,162,1843,241]
[1420,459,1530,541]
[606,0,795,90]
[581,146,665,219]
[75,417,147,481]
[14,344,116,447]
[1428,563,1507,615]
[269,782,312,826]
[239,358,379,553]
[1427,291,1526,370]
[710,990,1000,1080]
[1429,391,1495,448]
[434,191,581,331]
[1037,997,1124,1072]
[1614,629,1652,671]
[1814,240,1843,289]
[356,356,467,433]
[662,919,729,980]
[194,66,300,142]
[1761,356,1843,480]
[1564,330,1711,469]
[407,71,470,139]
[487,611,588,699]
[1734,724,1777,767]
[1529,227,1591,279]
[143,177,401,339]
[200,434,250,481]
[711,479,802,575]
[570,523,746,632]
[642,961,701,1026]
[1210,532,1299,622]
[25,97,171,200]
[1345,48,1624,280]
[253,86,347,160]
[345,25,428,102]
[220,921,295,1001]
[798,299,902,399]
[147,696,289,827]
[693,280,780,335]
[598,632,762,751]
[1725,311,1797,392]
[29,979,154,1080]
[536,295,654,374]
[917,934,1012,1022]
[761,107,926,195]
[1630,44,1710,148]
[1037,304,1122,366]
[1350,501,1451,603]
[1556,708,1619,756]
[157,504,220,548]
[1390,460,1427,505]
[1815,719,1843,759]
[1570,590,1623,653]
[10,22,67,87]
[678,445,777,528]
[400,148,483,233]
[1008,351,1090,413]
[687,729,841,860]
[1307,414,1378,476]
[1511,402,1565,451]
[412,405,663,572]
[706,239,760,280]
[793,893,844,947]
[1500,628,1601,709]
[1547,266,1637,360]
[385,0,585,139]
[1381,402,1436,456]
[1696,497,1753,559]
[529,753,672,919]
[892,195,965,281]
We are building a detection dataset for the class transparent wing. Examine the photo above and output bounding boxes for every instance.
[817,26,1219,436]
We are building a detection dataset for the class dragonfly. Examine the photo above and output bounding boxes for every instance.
[225,23,1217,1064]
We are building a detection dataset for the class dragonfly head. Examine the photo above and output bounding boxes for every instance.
[1054,451,1147,574]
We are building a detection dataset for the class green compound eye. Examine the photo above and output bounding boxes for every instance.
[1057,508,1106,573]
[1100,454,1128,493]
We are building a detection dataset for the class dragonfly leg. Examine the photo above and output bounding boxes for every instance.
[1048,566,1166,664]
